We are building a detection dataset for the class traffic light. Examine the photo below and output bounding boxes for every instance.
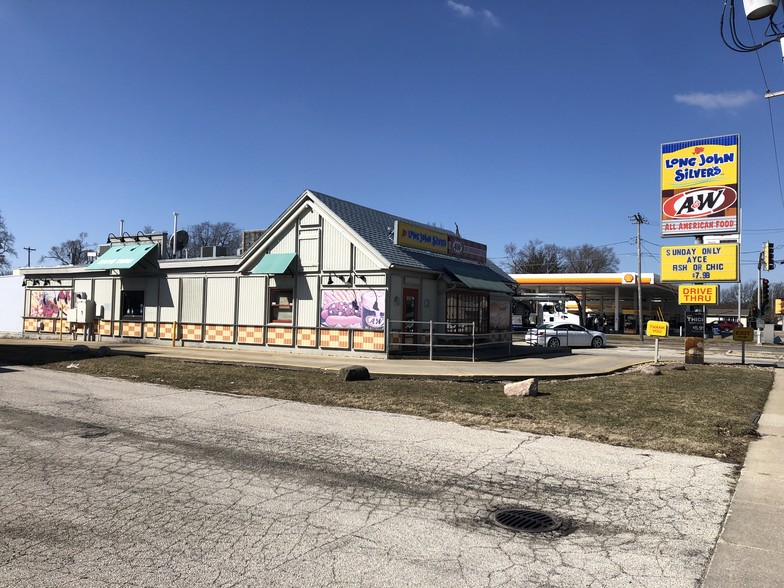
[764,242,776,270]
[776,299,784,315]
[762,278,770,310]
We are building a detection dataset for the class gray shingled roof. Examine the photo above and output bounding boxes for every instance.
[309,190,514,286]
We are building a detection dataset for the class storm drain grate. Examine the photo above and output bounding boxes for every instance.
[491,508,561,533]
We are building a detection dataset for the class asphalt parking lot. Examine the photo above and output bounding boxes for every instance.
[0,363,736,588]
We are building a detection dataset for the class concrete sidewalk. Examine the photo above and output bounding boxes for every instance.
[1,337,651,379]
[702,369,784,587]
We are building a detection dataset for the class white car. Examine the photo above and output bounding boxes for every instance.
[527,322,606,348]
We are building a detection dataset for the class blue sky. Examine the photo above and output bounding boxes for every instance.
[2,0,784,281]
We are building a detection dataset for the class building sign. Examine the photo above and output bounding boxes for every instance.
[394,220,488,262]
[661,135,739,238]
[448,235,487,263]
[661,243,738,283]
[678,284,719,305]
[394,221,449,255]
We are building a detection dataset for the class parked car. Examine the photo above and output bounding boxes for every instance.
[708,320,742,334]
[526,322,606,348]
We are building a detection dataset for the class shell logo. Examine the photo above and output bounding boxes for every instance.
[622,273,636,284]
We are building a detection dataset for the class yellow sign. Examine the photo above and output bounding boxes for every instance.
[660,135,739,238]
[661,141,738,191]
[394,220,449,254]
[646,320,669,337]
[661,243,738,283]
[733,328,753,342]
[678,284,719,305]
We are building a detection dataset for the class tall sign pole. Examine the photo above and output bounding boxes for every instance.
[660,134,741,364]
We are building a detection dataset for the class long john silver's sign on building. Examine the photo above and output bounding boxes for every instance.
[660,134,740,238]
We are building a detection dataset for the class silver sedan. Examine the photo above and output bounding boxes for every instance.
[527,322,606,348]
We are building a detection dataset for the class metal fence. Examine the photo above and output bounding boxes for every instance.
[385,320,519,361]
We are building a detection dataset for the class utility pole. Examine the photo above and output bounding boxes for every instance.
[23,246,36,267]
[630,213,648,341]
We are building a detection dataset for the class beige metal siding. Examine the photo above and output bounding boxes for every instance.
[237,276,266,325]
[93,279,114,319]
[144,278,159,322]
[206,277,237,324]
[322,220,351,271]
[298,229,320,272]
[73,279,93,299]
[296,275,319,328]
[159,278,180,323]
[181,277,204,323]
[300,207,320,226]
[269,224,296,254]
[354,247,380,272]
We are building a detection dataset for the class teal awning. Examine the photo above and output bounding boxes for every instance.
[251,252,297,274]
[442,261,514,293]
[88,243,158,270]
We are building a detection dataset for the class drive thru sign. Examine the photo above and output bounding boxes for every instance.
[678,285,719,305]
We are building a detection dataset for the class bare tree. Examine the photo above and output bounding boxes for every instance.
[42,232,90,266]
[720,280,763,308]
[562,244,619,272]
[504,240,563,273]
[184,221,241,257]
[0,209,17,274]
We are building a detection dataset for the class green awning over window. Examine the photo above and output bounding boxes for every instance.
[251,252,297,275]
[442,261,514,293]
[88,243,158,270]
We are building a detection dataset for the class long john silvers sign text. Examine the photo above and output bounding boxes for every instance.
[660,134,740,238]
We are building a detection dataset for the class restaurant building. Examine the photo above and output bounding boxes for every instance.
[19,190,515,357]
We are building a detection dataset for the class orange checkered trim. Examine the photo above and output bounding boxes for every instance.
[353,330,386,351]
[205,324,234,342]
[121,322,142,338]
[181,323,203,341]
[321,328,350,349]
[158,322,174,339]
[237,326,264,344]
[144,323,158,338]
[296,328,318,348]
[23,318,38,332]
[267,327,293,346]
[99,321,112,336]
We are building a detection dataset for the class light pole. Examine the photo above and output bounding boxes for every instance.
[630,213,648,341]
[24,246,36,267]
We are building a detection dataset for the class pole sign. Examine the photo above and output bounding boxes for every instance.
[684,311,705,337]
[646,320,669,337]
[678,284,719,305]
[661,135,739,238]
[661,243,738,283]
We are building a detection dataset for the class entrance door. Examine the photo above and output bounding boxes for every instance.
[403,288,419,348]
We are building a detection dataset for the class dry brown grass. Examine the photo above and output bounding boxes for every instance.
[1,343,772,464]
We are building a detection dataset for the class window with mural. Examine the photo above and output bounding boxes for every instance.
[29,290,71,318]
[269,289,294,323]
[121,291,144,318]
[320,289,386,330]
[446,291,489,333]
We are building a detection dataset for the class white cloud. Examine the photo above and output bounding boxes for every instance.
[446,1,500,27]
[481,9,501,28]
[447,1,475,18]
[674,90,759,110]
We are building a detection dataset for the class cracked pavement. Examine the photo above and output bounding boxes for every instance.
[0,366,734,587]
